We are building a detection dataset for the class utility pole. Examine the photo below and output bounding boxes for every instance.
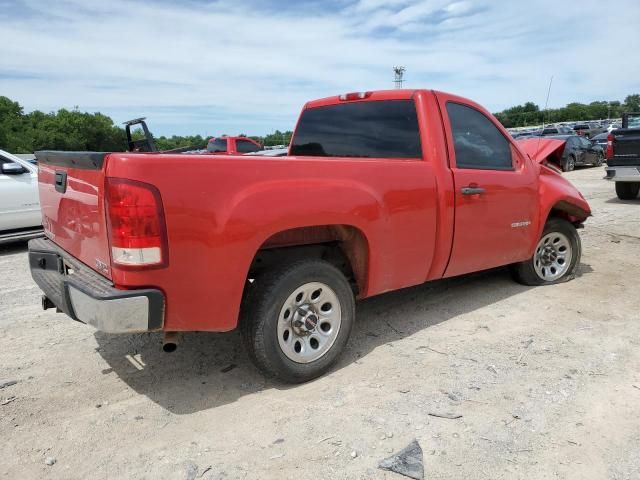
[393,66,405,89]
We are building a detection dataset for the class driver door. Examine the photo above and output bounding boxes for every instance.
[436,97,539,278]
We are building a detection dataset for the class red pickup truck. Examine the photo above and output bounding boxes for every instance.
[206,136,262,155]
[29,89,591,383]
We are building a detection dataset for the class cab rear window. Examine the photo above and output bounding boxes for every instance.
[207,138,228,153]
[290,100,422,158]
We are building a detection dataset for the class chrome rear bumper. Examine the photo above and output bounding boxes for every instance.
[28,238,164,333]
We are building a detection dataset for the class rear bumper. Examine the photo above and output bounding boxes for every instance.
[604,166,640,182]
[28,237,164,333]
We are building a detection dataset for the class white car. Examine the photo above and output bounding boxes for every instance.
[0,149,43,244]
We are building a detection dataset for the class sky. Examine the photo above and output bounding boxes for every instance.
[1,0,638,137]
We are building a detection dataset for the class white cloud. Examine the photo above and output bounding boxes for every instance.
[0,0,638,136]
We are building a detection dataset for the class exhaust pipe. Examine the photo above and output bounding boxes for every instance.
[162,332,178,353]
[41,295,56,310]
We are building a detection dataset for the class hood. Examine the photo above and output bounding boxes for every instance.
[516,138,566,165]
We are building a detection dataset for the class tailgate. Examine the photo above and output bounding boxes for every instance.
[612,129,640,161]
[35,151,112,280]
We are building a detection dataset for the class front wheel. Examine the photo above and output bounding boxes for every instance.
[562,155,576,172]
[241,259,355,383]
[594,153,603,167]
[511,218,581,286]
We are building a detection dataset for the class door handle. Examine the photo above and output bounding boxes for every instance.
[461,186,485,195]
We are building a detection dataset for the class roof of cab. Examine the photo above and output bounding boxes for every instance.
[304,89,425,109]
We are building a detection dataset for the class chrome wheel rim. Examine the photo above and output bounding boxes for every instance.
[534,232,572,281]
[277,282,342,364]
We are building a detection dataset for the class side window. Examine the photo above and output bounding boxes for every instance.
[236,139,261,153]
[446,103,513,170]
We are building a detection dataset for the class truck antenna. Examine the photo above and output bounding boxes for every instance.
[534,75,554,160]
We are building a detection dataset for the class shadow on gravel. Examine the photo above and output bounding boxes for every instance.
[604,197,640,204]
[0,241,28,257]
[94,266,552,415]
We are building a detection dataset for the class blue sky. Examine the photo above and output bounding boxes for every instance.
[1,0,638,137]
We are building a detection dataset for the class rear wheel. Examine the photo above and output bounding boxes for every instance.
[511,218,581,286]
[241,259,355,383]
[615,182,640,200]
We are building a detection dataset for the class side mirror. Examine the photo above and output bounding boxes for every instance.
[1,163,27,175]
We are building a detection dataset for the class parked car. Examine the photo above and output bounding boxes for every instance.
[591,132,609,152]
[546,135,604,171]
[573,123,604,138]
[0,149,43,244]
[605,112,640,199]
[244,148,288,157]
[542,125,574,136]
[206,136,263,155]
[607,122,622,133]
[28,89,591,383]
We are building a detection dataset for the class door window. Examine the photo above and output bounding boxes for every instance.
[446,103,513,170]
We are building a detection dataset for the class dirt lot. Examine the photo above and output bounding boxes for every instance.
[1,167,639,480]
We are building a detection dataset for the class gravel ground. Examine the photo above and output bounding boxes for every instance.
[1,167,639,480]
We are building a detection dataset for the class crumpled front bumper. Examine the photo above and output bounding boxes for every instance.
[28,237,164,333]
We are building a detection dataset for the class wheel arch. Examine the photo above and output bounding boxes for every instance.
[247,224,371,297]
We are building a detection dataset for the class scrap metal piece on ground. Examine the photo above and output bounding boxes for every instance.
[378,439,424,480]
[428,412,462,419]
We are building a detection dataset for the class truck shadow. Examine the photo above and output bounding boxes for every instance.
[94,266,590,415]
[0,241,29,257]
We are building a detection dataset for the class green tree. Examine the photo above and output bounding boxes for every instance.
[624,94,640,112]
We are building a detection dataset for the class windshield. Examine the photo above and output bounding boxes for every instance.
[207,138,228,153]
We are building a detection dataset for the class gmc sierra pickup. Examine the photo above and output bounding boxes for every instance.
[605,112,640,199]
[29,89,591,383]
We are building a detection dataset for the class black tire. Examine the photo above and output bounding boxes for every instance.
[241,259,355,383]
[562,155,576,172]
[511,218,581,286]
[615,182,640,200]
[594,153,603,167]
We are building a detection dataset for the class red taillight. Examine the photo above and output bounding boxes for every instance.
[606,133,614,160]
[106,178,168,268]
[338,91,372,101]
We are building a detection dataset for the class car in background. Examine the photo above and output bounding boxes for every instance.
[243,147,288,157]
[206,136,263,155]
[547,135,604,171]
[572,123,604,138]
[591,132,609,153]
[542,125,574,136]
[607,122,622,133]
[0,149,43,244]
[605,112,640,199]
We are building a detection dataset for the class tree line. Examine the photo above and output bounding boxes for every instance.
[2,94,639,153]
[493,94,640,128]
[0,96,293,154]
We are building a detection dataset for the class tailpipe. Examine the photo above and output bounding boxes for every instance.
[162,332,178,353]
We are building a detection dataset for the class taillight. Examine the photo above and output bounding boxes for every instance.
[106,178,168,268]
[606,133,614,160]
[338,91,372,101]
